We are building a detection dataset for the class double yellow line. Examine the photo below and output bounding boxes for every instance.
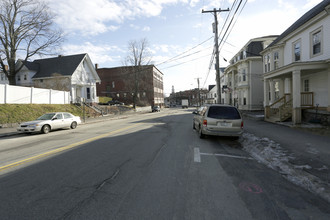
[0,123,140,172]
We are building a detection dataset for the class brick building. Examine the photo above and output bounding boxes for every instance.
[96,65,164,107]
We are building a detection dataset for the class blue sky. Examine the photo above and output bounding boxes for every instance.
[41,0,323,96]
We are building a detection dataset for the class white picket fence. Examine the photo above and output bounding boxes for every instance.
[0,84,70,104]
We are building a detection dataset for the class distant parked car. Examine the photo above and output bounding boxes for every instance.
[152,105,160,112]
[192,104,243,139]
[107,100,124,106]
[17,112,81,134]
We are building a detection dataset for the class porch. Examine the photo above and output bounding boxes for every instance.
[265,92,314,122]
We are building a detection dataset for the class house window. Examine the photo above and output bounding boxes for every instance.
[40,79,43,83]
[106,85,110,92]
[17,75,21,81]
[143,92,146,97]
[112,81,115,88]
[293,40,301,61]
[86,88,91,99]
[124,93,127,97]
[304,79,309,92]
[242,69,246,81]
[273,51,279,70]
[243,97,246,105]
[311,28,322,56]
[264,54,270,72]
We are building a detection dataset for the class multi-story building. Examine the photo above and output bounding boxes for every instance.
[261,0,330,124]
[96,65,164,107]
[222,36,278,110]
[168,88,208,107]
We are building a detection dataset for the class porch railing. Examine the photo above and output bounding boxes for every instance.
[301,92,313,107]
[265,92,314,122]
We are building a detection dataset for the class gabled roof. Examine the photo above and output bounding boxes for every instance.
[208,85,216,91]
[267,0,330,48]
[24,54,87,78]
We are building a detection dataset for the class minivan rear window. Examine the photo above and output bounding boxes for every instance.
[207,106,241,119]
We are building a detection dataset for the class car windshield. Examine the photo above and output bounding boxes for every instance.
[37,113,56,120]
[207,106,241,119]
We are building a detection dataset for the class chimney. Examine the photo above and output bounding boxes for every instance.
[95,63,98,70]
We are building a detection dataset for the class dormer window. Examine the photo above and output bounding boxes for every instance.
[273,51,279,70]
[243,51,247,59]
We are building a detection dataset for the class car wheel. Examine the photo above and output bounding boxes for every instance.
[199,125,205,139]
[71,121,77,129]
[41,125,50,134]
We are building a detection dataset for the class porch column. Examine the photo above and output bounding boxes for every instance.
[292,70,301,124]
[264,79,269,107]
[269,80,275,104]
[231,71,235,104]
[284,78,291,94]
[328,66,330,111]
[278,79,284,98]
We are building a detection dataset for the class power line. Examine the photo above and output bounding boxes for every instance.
[160,53,213,70]
[219,0,247,52]
[156,36,213,66]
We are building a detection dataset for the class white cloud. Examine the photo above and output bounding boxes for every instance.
[49,0,188,36]
[61,42,124,65]
[303,0,323,9]
[142,26,151,31]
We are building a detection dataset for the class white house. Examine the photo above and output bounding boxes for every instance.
[15,53,101,104]
[261,0,330,124]
[222,36,278,110]
[205,85,217,104]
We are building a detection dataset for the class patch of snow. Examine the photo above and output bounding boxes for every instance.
[293,165,312,170]
[315,165,328,171]
[240,132,330,203]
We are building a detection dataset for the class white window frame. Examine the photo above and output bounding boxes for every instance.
[310,26,323,58]
[293,39,301,62]
[304,79,309,92]
[273,51,279,70]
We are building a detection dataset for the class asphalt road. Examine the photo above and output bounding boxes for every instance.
[0,108,329,219]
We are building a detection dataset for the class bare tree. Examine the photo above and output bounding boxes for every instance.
[0,0,64,85]
[123,38,152,109]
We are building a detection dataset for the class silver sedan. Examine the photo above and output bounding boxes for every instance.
[17,112,81,134]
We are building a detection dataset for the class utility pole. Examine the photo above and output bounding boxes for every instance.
[195,77,202,106]
[202,8,229,104]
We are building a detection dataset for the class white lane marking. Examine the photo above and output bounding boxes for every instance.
[200,152,253,160]
[194,148,201,163]
[194,147,253,163]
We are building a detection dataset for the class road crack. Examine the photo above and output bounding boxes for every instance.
[59,159,131,219]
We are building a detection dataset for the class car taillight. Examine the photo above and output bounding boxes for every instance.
[203,120,207,127]
[241,121,244,129]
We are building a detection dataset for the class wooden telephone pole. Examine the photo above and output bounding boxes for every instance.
[202,8,229,104]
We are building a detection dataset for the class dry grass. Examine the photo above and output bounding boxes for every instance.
[0,104,84,124]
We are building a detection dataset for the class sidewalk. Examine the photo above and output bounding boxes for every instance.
[242,110,330,137]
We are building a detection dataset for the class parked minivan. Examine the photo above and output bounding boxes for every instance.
[192,104,243,139]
